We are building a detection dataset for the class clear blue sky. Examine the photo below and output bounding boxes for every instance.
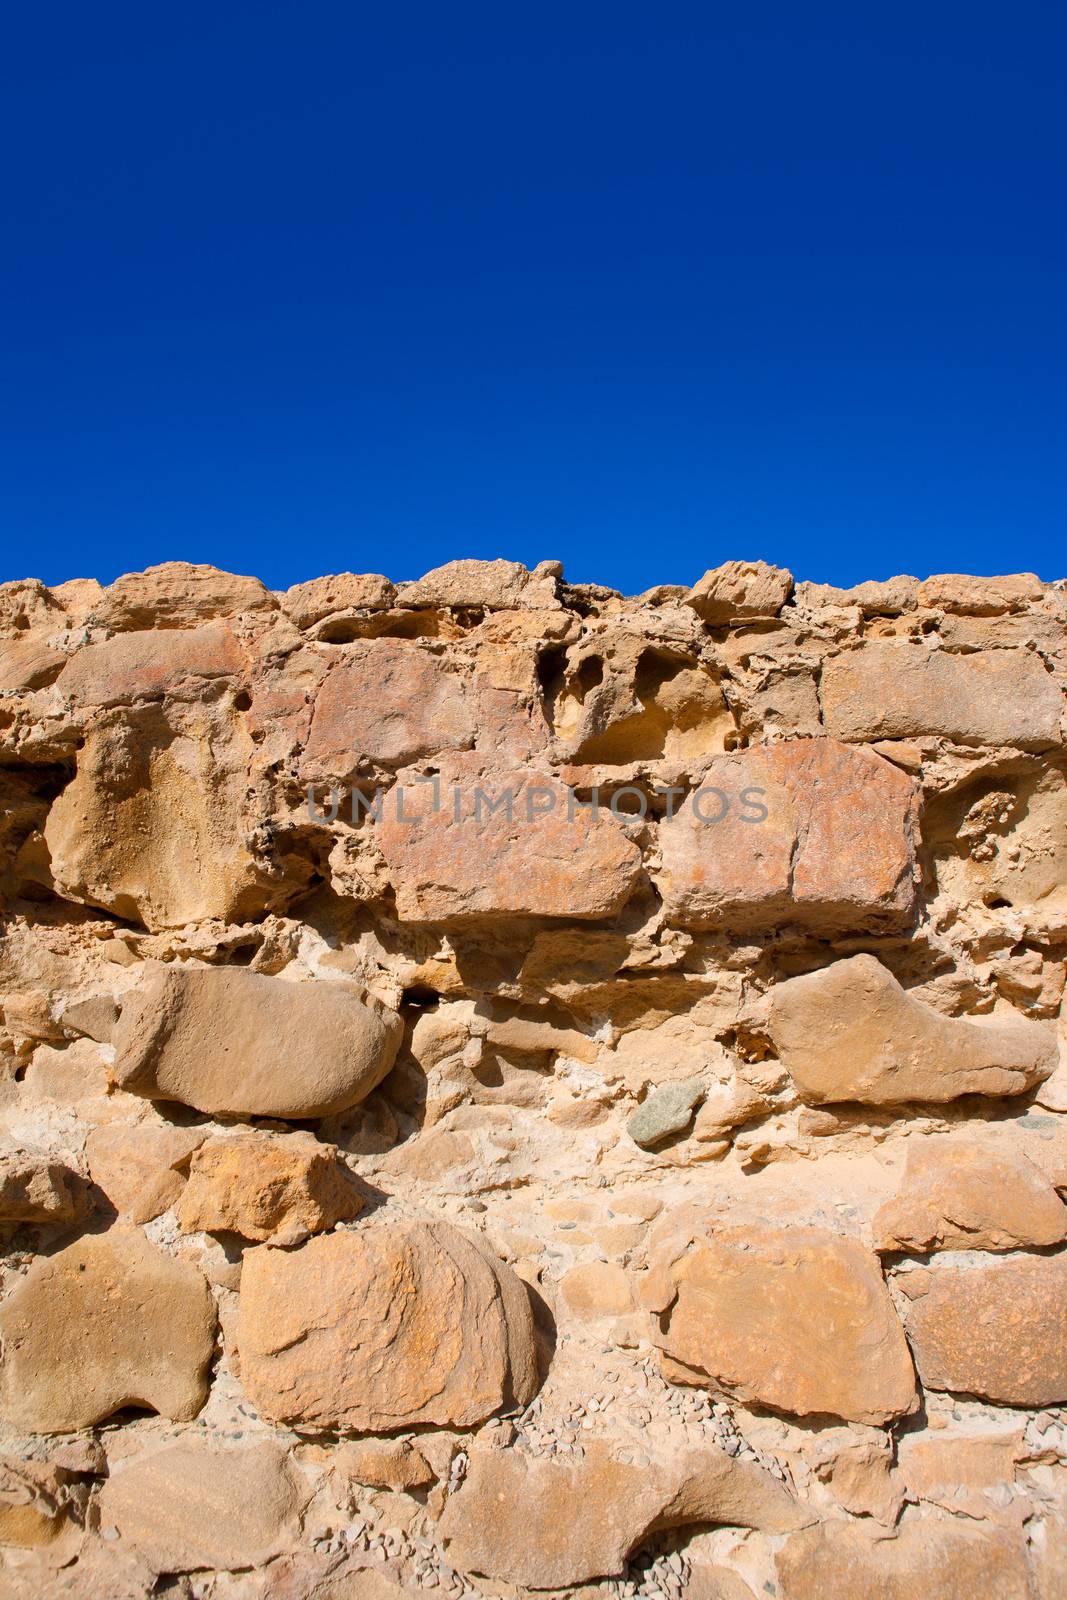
[2,4,1064,594]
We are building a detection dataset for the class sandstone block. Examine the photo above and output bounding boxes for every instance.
[55,622,245,707]
[96,1440,304,1573]
[918,571,1044,614]
[330,1439,435,1492]
[304,641,475,776]
[647,1224,917,1424]
[0,1458,81,1553]
[111,964,402,1119]
[398,558,560,610]
[0,1142,86,1224]
[281,572,397,626]
[437,1440,806,1588]
[821,642,1063,746]
[0,1227,216,1432]
[0,636,65,694]
[767,954,1056,1105]
[377,757,642,921]
[93,561,276,629]
[899,1254,1067,1405]
[237,1220,538,1430]
[776,1518,1030,1600]
[178,1130,364,1244]
[655,738,919,934]
[86,1121,207,1224]
[684,560,794,624]
[44,701,280,930]
[873,1137,1067,1252]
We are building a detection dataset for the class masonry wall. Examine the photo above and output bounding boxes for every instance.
[0,557,1065,1599]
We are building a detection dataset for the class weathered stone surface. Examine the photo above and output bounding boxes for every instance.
[0,1458,81,1553]
[768,954,1056,1105]
[178,1130,364,1244]
[0,1141,85,1224]
[377,757,642,921]
[44,701,281,930]
[821,642,1063,746]
[96,1441,303,1572]
[0,636,65,694]
[0,1227,216,1431]
[917,571,1044,614]
[111,964,402,1119]
[55,622,245,707]
[684,560,794,624]
[281,572,397,626]
[559,1262,635,1319]
[397,558,560,611]
[873,1138,1067,1252]
[646,1224,917,1424]
[627,1078,705,1147]
[86,1121,206,1223]
[303,640,475,777]
[330,1438,435,1492]
[437,1440,807,1587]
[899,1254,1067,1405]
[238,1220,538,1430]
[93,561,276,629]
[655,738,919,933]
[776,1519,1030,1600]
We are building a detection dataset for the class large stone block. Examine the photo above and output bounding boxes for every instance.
[303,640,475,777]
[645,1224,917,1424]
[92,561,276,629]
[55,623,245,707]
[237,1220,538,1430]
[96,1441,305,1573]
[111,964,402,1119]
[177,1130,364,1244]
[377,757,642,921]
[684,560,794,624]
[776,1519,1031,1600]
[654,738,919,933]
[873,1137,1067,1252]
[821,642,1063,746]
[0,1228,216,1432]
[899,1254,1067,1405]
[438,1440,806,1588]
[767,954,1056,1106]
[44,701,280,930]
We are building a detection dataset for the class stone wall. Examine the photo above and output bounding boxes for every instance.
[0,557,1065,1598]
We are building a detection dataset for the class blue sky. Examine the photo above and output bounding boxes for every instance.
[1,4,1063,594]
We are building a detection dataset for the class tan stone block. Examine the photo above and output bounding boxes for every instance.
[378,756,641,921]
[0,1227,216,1432]
[55,622,245,707]
[650,1224,917,1424]
[684,560,794,624]
[86,1120,206,1224]
[111,964,402,1119]
[768,954,1056,1106]
[178,1130,363,1243]
[873,1137,1067,1252]
[96,1440,304,1572]
[437,1440,806,1587]
[237,1221,538,1431]
[93,561,276,629]
[821,642,1062,746]
[655,739,919,934]
[899,1255,1067,1406]
[775,1518,1030,1600]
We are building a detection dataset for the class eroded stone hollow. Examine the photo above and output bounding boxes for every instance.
[0,557,1065,1598]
